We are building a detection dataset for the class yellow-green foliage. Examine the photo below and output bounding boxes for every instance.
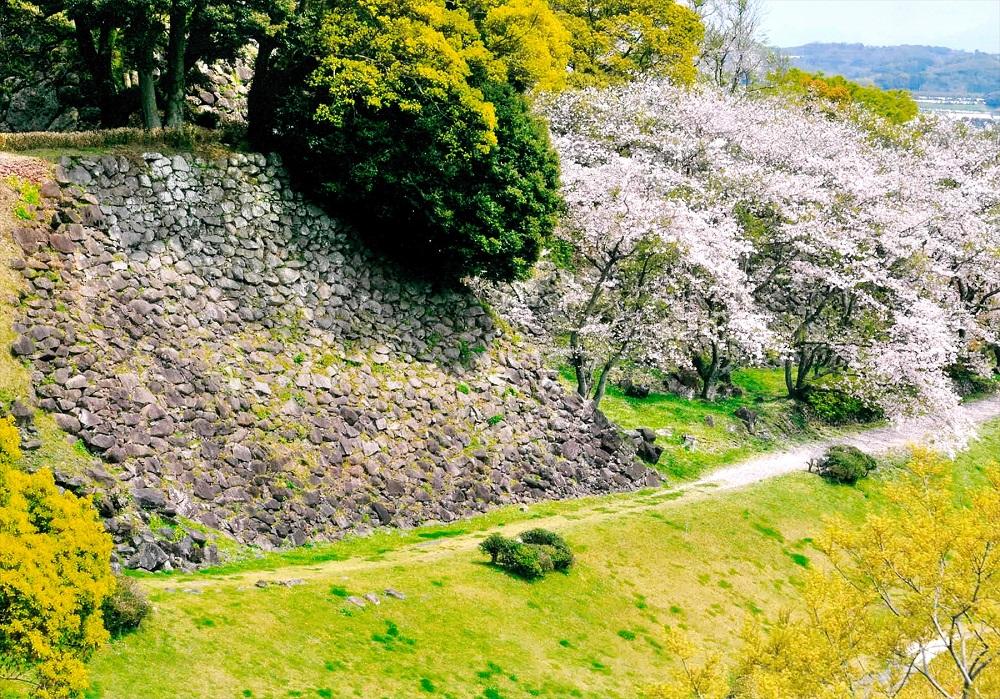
[312,0,505,150]
[474,0,573,91]
[3,176,41,222]
[551,0,704,87]
[769,68,919,125]
[0,417,115,698]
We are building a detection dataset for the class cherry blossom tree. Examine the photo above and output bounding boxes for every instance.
[498,78,996,427]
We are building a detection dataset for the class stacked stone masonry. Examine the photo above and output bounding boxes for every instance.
[8,151,658,569]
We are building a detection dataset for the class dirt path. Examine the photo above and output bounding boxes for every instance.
[154,396,1000,589]
[696,394,1000,491]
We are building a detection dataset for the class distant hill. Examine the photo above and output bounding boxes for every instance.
[779,43,1000,98]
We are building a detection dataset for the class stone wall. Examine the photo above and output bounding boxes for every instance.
[8,151,657,570]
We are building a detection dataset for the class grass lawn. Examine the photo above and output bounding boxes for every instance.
[75,421,1000,699]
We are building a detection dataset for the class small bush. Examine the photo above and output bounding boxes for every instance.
[479,529,573,579]
[479,533,517,564]
[810,445,877,484]
[803,387,882,425]
[102,574,151,637]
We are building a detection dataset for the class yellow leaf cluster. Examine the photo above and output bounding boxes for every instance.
[551,0,704,87]
[0,417,115,698]
[311,0,504,150]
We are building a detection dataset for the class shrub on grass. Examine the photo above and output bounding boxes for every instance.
[102,573,151,637]
[810,445,877,484]
[520,529,574,571]
[479,529,573,579]
[479,533,517,564]
[803,387,883,425]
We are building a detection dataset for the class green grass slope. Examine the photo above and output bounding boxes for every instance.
[81,422,1000,699]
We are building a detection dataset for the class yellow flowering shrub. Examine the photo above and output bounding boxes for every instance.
[0,417,115,698]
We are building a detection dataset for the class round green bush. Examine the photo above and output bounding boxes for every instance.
[811,445,877,484]
[101,573,151,637]
[479,528,574,579]
[520,528,574,571]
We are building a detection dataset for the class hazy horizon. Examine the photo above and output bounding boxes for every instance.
[760,0,1000,55]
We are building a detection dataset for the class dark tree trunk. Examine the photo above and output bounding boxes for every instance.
[137,66,161,129]
[246,37,277,148]
[784,358,799,399]
[993,344,1000,374]
[693,343,722,400]
[73,17,126,127]
[137,67,161,129]
[571,348,591,400]
[164,1,190,127]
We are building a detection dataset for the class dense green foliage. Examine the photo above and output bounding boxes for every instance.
[784,42,1000,97]
[810,444,877,485]
[2,0,295,128]
[770,68,919,124]
[101,574,151,637]
[479,528,573,579]
[270,0,564,281]
[802,387,883,426]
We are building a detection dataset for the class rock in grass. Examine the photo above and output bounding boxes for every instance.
[11,335,34,356]
[346,596,366,608]
[384,588,406,600]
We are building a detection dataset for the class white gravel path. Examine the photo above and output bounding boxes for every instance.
[692,395,1000,492]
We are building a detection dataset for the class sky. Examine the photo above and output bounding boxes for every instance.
[759,0,1000,53]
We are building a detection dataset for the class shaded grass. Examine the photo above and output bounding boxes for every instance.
[0,125,236,157]
[80,423,1000,699]
[587,368,834,480]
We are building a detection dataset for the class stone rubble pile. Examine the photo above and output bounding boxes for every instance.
[8,151,658,570]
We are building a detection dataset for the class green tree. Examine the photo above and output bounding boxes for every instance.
[270,0,562,281]
[770,68,919,124]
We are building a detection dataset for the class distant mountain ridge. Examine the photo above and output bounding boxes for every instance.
[778,42,1000,97]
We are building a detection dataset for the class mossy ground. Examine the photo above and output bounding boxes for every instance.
[76,422,1000,699]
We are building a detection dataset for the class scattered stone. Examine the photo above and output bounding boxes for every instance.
[346,595,366,608]
[384,588,406,600]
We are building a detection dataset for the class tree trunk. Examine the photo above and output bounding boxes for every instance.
[163,1,190,127]
[993,344,1000,374]
[571,348,590,399]
[247,37,276,148]
[137,67,161,129]
[73,17,125,127]
[592,358,617,410]
[784,358,795,399]
[693,343,721,400]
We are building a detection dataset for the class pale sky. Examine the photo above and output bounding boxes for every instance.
[760,0,1000,53]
